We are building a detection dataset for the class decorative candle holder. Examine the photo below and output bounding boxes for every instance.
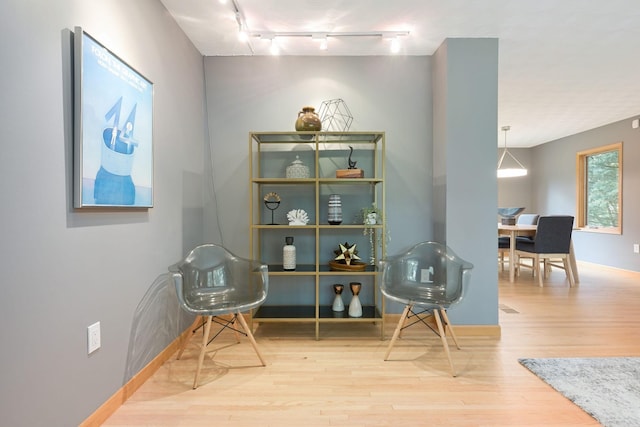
[332,284,345,312]
[348,282,362,317]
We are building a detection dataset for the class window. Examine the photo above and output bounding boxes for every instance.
[576,142,622,234]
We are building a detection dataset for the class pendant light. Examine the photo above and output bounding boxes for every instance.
[497,126,527,178]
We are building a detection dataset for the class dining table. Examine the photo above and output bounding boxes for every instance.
[498,223,580,284]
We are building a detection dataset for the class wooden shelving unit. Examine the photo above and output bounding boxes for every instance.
[249,131,386,339]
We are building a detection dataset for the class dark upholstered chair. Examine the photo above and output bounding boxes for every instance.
[498,214,539,270]
[169,244,268,388]
[515,216,575,287]
[379,242,473,376]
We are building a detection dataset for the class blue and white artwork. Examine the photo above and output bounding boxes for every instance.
[74,28,153,207]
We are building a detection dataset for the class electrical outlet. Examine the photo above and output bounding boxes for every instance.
[634,244,639,254]
[88,322,101,354]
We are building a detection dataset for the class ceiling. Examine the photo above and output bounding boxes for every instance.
[160,0,640,147]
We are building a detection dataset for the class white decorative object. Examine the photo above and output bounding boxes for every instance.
[348,282,363,317]
[285,155,310,178]
[287,209,309,226]
[332,284,345,312]
[283,236,296,270]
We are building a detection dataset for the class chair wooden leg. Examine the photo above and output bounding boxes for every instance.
[177,316,202,360]
[384,304,411,360]
[434,309,456,377]
[563,257,576,287]
[439,309,460,350]
[228,314,241,343]
[535,255,544,287]
[193,315,213,389]
[235,311,266,366]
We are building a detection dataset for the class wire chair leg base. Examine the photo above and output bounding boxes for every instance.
[385,305,459,377]
[180,313,266,389]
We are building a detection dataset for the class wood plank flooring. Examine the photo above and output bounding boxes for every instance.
[103,262,640,426]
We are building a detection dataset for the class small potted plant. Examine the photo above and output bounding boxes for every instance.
[358,203,383,226]
[357,204,387,265]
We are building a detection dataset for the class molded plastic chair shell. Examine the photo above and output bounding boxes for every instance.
[379,241,473,376]
[169,244,268,388]
[170,245,268,316]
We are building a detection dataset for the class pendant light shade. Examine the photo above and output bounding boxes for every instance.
[497,126,528,178]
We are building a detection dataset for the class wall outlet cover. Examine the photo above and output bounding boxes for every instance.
[88,322,101,354]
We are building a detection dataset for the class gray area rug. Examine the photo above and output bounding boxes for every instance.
[519,357,640,427]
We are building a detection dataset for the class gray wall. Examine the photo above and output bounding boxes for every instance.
[203,51,500,324]
[0,1,208,425]
[432,38,499,324]
[203,56,434,316]
[532,117,640,272]
[203,56,434,257]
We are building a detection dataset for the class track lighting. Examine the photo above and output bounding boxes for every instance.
[226,0,409,54]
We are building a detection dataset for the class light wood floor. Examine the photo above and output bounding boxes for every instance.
[104,262,640,426]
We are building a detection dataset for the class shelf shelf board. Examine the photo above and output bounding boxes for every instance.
[319,178,383,184]
[251,178,382,184]
[251,132,383,145]
[319,305,382,320]
[267,264,316,274]
[319,264,378,274]
[252,178,316,184]
[253,305,315,319]
[253,305,382,321]
[252,224,316,229]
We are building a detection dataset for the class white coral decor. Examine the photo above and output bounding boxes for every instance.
[287,209,309,226]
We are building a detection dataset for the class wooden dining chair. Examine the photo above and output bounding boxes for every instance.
[498,213,539,271]
[514,216,575,287]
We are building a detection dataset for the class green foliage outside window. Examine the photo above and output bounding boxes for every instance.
[586,150,619,227]
[577,142,622,234]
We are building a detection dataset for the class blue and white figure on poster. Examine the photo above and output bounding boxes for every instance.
[94,96,138,205]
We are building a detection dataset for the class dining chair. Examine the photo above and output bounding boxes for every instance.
[498,213,539,271]
[514,215,575,287]
[169,244,269,388]
[379,241,473,376]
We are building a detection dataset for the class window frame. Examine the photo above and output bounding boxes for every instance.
[575,142,622,234]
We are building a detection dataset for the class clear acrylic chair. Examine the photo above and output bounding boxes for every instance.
[379,241,473,376]
[169,244,268,389]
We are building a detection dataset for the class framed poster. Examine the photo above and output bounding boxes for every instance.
[73,27,153,208]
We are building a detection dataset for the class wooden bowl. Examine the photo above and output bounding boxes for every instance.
[329,260,367,271]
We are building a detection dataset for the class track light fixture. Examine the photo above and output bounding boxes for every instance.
[227,0,408,54]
